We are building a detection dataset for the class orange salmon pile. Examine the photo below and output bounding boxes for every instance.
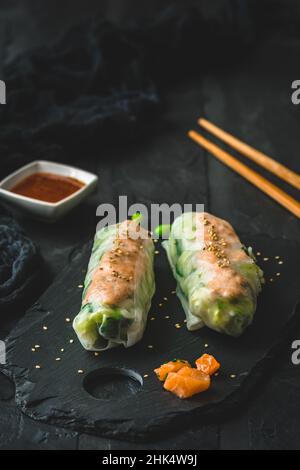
[154,354,220,399]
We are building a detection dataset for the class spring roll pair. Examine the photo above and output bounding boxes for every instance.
[73,213,263,351]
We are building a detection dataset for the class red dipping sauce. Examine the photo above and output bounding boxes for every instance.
[10,172,85,203]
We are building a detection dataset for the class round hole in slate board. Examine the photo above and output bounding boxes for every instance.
[83,367,143,400]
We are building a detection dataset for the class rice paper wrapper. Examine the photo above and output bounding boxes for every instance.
[163,212,264,337]
[73,221,155,350]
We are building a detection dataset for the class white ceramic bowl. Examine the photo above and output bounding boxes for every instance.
[0,160,98,221]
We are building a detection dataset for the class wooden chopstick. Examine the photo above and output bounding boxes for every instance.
[188,130,300,218]
[198,118,300,190]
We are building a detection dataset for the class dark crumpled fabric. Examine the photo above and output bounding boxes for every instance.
[0,5,255,179]
[0,206,42,310]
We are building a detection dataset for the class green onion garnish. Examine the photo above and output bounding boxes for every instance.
[154,224,171,237]
[131,212,143,223]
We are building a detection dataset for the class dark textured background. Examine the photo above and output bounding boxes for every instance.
[1,0,300,450]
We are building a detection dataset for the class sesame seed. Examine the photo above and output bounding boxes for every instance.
[150,317,155,321]
[263,257,269,261]
[69,339,74,344]
[78,284,83,288]
[165,315,170,319]
[60,348,64,352]
[78,369,84,374]
[278,261,283,265]
[143,374,149,378]
[204,344,209,348]
[65,318,71,323]
[158,303,163,307]
[163,297,168,301]
[171,290,176,294]
[275,256,280,259]
[55,357,61,362]
[31,348,36,352]
[42,326,48,331]
[35,345,40,349]
[184,319,187,323]
[35,365,41,369]
[276,272,281,277]
[154,250,160,255]
[270,278,274,282]
[94,352,99,357]
[256,252,261,256]
[147,345,153,349]
[230,374,237,379]
[175,323,181,329]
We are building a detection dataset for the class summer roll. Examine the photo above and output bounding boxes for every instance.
[73,220,155,350]
[163,212,264,337]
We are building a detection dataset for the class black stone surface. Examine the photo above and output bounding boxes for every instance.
[1,233,300,441]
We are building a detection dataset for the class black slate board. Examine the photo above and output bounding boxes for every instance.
[2,234,300,441]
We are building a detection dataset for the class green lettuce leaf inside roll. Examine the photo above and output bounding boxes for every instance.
[163,212,264,337]
[73,220,155,350]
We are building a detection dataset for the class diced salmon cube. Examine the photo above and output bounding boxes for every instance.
[164,366,210,398]
[154,360,191,382]
[195,354,220,376]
